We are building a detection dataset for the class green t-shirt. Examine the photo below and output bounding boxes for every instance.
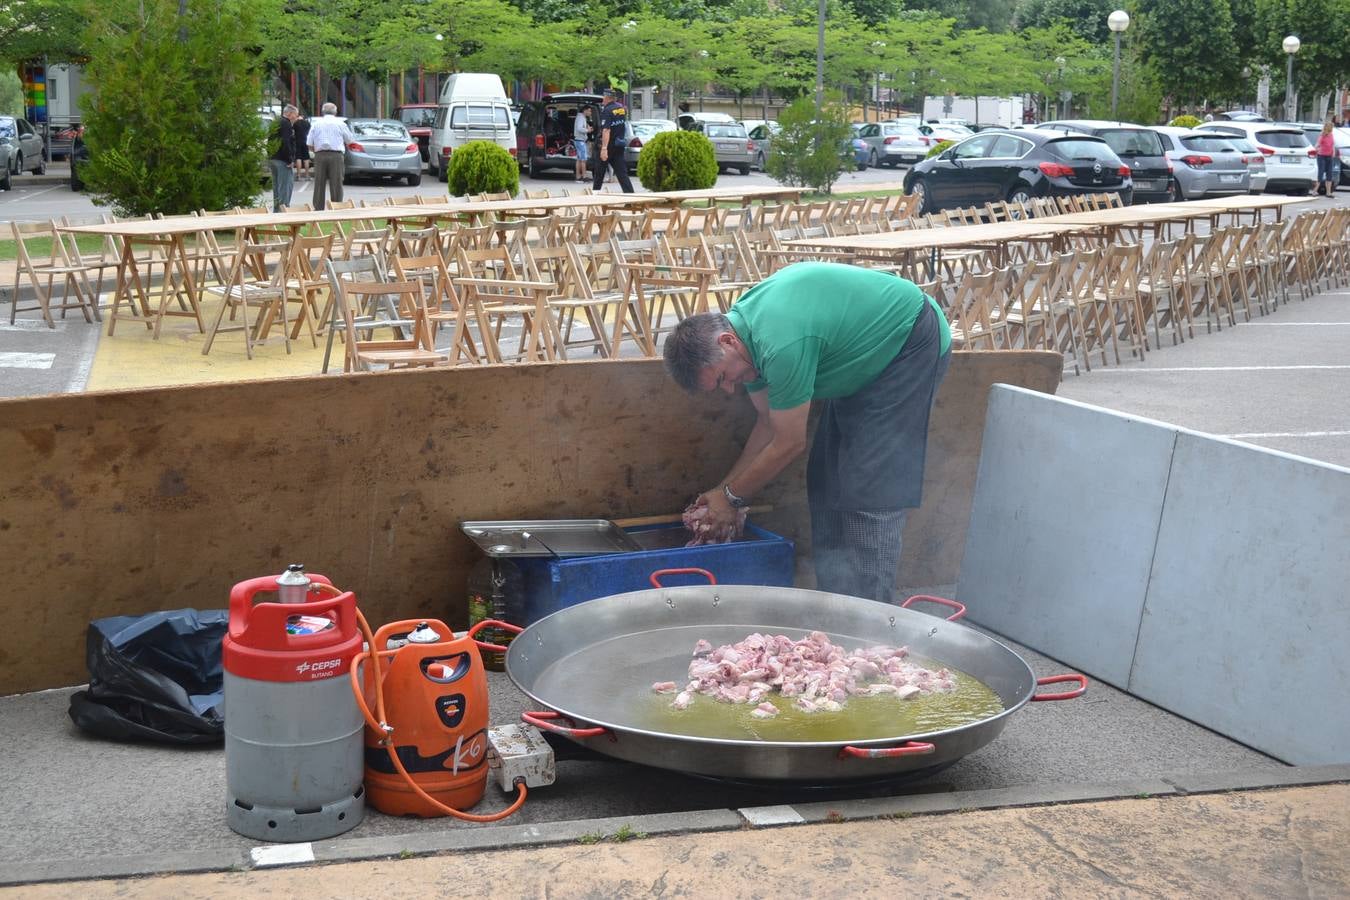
[725,262,951,410]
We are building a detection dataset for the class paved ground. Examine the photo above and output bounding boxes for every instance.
[6,784,1348,897]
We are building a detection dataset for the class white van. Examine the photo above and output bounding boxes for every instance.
[430,73,517,181]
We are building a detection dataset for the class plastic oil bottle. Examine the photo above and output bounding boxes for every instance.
[465,556,522,671]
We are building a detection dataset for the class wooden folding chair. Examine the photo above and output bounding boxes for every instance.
[1137,239,1192,348]
[528,242,611,358]
[321,255,417,373]
[390,251,478,364]
[281,232,336,346]
[1002,258,1062,351]
[1093,242,1148,363]
[454,243,560,363]
[202,239,293,358]
[944,268,1008,350]
[329,278,447,371]
[9,221,101,327]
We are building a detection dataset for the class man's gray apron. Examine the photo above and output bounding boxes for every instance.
[806,298,950,603]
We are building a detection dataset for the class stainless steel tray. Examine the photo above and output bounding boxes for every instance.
[461,519,643,558]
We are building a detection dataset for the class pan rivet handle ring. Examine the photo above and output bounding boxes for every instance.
[666,597,675,608]
[712,595,720,606]
[888,616,895,627]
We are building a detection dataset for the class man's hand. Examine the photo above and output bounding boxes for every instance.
[695,487,739,532]
[600,149,608,161]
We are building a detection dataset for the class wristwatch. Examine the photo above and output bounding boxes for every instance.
[722,483,750,509]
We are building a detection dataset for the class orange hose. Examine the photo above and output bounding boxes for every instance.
[316,582,528,822]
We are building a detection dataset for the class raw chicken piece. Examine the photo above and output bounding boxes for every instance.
[750,702,779,719]
[671,691,693,710]
[652,681,678,694]
[691,639,713,656]
[895,685,921,700]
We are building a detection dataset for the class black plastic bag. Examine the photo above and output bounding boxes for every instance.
[68,609,228,745]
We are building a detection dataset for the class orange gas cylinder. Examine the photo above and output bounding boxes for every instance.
[361,619,490,816]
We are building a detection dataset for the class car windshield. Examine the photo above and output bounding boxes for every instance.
[1226,137,1257,152]
[1256,130,1309,148]
[1047,138,1117,163]
[0,119,14,138]
[706,124,746,138]
[450,106,511,128]
[398,108,436,127]
[633,124,662,138]
[1180,135,1237,153]
[1099,129,1162,156]
[351,121,408,138]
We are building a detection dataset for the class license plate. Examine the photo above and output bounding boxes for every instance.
[372,161,398,170]
[1281,155,1299,164]
[1219,174,1241,183]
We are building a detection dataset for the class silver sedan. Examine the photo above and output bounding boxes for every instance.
[704,122,753,175]
[343,119,422,186]
[855,121,931,168]
[1152,127,1249,200]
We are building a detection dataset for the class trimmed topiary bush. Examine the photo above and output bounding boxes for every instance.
[925,140,954,159]
[636,130,718,191]
[446,141,519,198]
[764,95,852,194]
[1169,114,1203,128]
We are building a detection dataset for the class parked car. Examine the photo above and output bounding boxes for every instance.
[748,122,781,171]
[677,111,736,133]
[854,121,931,168]
[846,125,870,170]
[1150,126,1249,200]
[430,72,517,181]
[1283,122,1348,189]
[705,121,753,174]
[1224,136,1269,192]
[516,93,602,178]
[903,128,1133,214]
[393,103,438,165]
[1195,122,1317,193]
[342,118,422,186]
[1038,120,1171,203]
[0,115,47,181]
[623,119,677,173]
[1214,110,1268,122]
[919,123,974,143]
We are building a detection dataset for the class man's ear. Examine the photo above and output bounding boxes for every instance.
[716,331,737,349]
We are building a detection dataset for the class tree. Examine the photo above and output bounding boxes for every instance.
[1253,0,1350,102]
[765,94,852,193]
[81,0,264,216]
[1012,0,1116,44]
[1134,0,1243,107]
[0,0,89,67]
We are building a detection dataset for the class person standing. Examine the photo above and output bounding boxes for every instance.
[292,110,312,181]
[593,86,634,192]
[307,102,354,211]
[1315,121,1337,198]
[663,262,951,604]
[267,104,299,213]
[573,107,592,182]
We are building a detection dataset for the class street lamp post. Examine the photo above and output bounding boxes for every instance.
[815,0,825,111]
[1108,10,1130,121]
[871,41,885,122]
[1055,56,1066,119]
[1282,35,1301,121]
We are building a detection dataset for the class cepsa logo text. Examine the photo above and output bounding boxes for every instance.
[295,658,343,678]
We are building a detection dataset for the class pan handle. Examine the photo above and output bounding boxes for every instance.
[650,567,718,588]
[839,741,936,760]
[468,618,523,652]
[1030,674,1088,701]
[900,595,967,621]
[521,710,614,740]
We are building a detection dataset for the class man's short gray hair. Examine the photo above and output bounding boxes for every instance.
[663,312,732,392]
[321,102,337,115]
[283,104,298,116]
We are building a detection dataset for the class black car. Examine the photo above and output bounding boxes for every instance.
[903,129,1134,214]
[1038,120,1171,203]
[515,93,602,178]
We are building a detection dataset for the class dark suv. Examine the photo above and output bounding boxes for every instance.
[1038,120,1172,203]
[516,93,602,178]
[393,103,438,165]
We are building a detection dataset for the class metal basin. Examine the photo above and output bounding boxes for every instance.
[505,577,1084,782]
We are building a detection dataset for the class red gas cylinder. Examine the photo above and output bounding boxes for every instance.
[222,569,365,841]
[361,619,490,817]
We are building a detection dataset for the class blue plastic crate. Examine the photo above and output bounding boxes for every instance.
[513,522,794,626]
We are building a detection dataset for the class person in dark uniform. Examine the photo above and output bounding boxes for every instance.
[593,86,635,192]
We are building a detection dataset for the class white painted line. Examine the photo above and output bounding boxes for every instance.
[1226,430,1350,439]
[0,321,67,333]
[738,805,805,826]
[250,843,315,866]
[1245,322,1350,326]
[1101,365,1350,373]
[0,351,55,369]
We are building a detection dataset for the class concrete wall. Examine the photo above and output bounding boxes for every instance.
[0,352,1060,695]
[958,386,1350,766]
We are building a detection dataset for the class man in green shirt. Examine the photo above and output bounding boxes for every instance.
[663,261,951,603]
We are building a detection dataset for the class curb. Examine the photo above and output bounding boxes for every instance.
[5,763,1348,887]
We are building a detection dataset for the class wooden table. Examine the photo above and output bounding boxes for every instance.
[1188,194,1306,224]
[785,219,1094,279]
[649,186,807,207]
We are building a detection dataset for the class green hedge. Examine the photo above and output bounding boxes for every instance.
[1169,114,1203,128]
[636,131,718,191]
[925,140,954,159]
[446,141,519,198]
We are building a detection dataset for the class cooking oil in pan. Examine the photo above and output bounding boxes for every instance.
[637,659,1004,743]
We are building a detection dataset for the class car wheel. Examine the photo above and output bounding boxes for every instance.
[869,150,879,168]
[1007,185,1032,207]
[406,172,421,187]
[437,164,448,183]
[13,153,21,176]
[527,153,540,179]
[910,178,930,215]
[1,163,10,192]
[35,156,45,175]
[1170,180,1184,203]
[755,152,765,171]
[738,165,750,176]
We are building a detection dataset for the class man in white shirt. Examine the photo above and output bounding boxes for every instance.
[306,102,355,210]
